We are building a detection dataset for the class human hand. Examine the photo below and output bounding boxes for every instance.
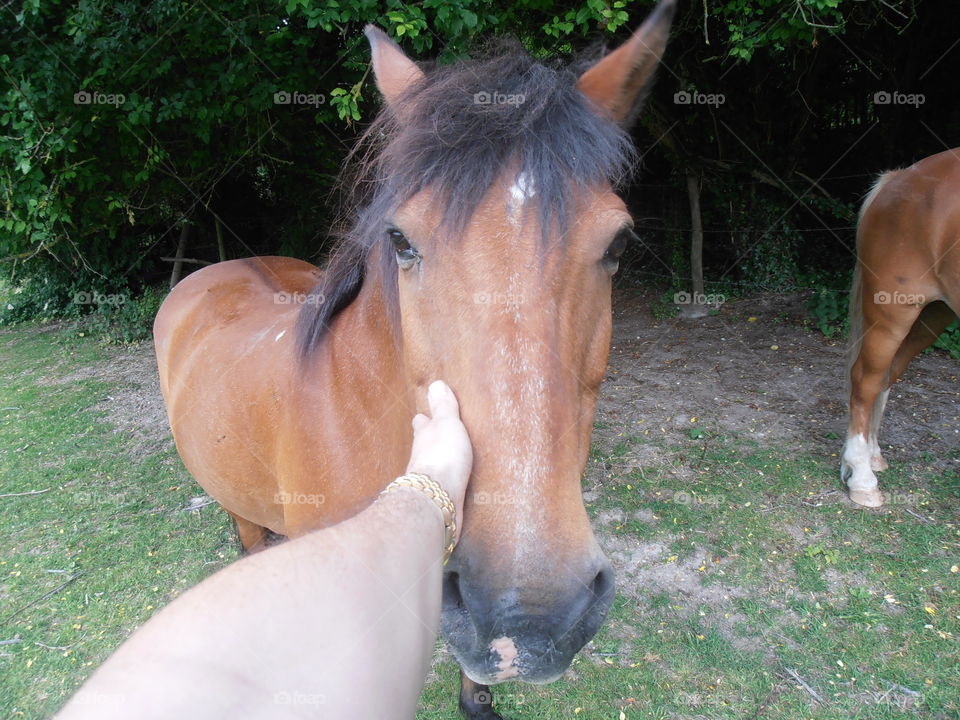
[406,380,472,542]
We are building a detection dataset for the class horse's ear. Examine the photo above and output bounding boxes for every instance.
[364,25,425,107]
[576,0,676,126]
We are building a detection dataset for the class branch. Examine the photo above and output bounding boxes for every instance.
[159,256,214,266]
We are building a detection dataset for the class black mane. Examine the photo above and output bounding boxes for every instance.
[296,40,637,357]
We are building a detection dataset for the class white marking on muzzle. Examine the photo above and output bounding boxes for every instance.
[490,637,520,681]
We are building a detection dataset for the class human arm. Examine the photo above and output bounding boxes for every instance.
[55,380,472,720]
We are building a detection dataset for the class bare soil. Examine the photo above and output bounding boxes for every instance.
[595,287,960,466]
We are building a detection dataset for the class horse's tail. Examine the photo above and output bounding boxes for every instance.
[846,258,863,393]
[847,171,896,386]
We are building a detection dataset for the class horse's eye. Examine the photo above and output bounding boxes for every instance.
[603,228,634,273]
[387,228,420,270]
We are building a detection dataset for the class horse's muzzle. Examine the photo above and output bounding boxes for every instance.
[439,559,615,685]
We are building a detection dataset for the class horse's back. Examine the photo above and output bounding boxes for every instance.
[858,148,960,303]
[154,257,322,530]
[156,257,318,379]
[863,148,960,232]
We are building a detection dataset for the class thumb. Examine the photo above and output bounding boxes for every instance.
[426,380,460,420]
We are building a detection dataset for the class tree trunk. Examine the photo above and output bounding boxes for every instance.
[215,215,226,262]
[170,222,191,289]
[682,169,707,318]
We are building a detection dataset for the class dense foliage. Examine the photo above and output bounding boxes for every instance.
[1,0,957,337]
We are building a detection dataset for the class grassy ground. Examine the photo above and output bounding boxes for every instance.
[420,436,958,719]
[0,326,238,719]
[1,325,957,719]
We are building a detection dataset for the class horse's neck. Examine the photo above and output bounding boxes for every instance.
[324,263,409,418]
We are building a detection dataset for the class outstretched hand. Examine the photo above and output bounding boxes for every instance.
[406,380,472,542]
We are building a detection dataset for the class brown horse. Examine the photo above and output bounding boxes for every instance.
[154,2,674,717]
[842,147,960,507]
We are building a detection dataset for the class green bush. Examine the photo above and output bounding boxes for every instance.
[806,288,848,338]
[75,285,167,343]
[1,275,167,344]
[932,319,960,360]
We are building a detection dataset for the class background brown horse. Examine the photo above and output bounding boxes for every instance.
[154,2,674,717]
[842,147,960,507]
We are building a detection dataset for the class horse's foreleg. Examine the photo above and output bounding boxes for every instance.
[228,511,273,554]
[458,671,503,720]
[867,387,890,471]
[869,301,957,472]
[842,314,917,507]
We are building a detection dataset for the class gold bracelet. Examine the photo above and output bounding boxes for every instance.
[380,472,457,564]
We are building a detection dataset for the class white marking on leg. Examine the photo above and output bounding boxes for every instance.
[841,432,883,506]
[842,433,875,489]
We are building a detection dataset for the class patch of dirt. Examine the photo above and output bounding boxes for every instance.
[598,532,771,655]
[45,342,173,458]
[595,287,960,465]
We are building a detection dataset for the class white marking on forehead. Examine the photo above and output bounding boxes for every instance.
[507,171,537,225]
[274,330,286,342]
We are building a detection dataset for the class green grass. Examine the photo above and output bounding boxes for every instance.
[0,326,237,719]
[1,325,958,719]
[421,438,959,717]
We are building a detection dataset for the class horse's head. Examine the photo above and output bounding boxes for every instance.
[359,2,674,684]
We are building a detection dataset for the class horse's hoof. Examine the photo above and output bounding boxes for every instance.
[849,488,884,507]
[870,455,889,472]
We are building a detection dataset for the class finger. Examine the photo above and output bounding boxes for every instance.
[427,380,460,420]
[411,413,430,432]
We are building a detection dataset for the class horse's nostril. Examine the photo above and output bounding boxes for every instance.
[589,565,615,604]
[443,571,465,610]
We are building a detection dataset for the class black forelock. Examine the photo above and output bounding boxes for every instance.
[296,39,637,358]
